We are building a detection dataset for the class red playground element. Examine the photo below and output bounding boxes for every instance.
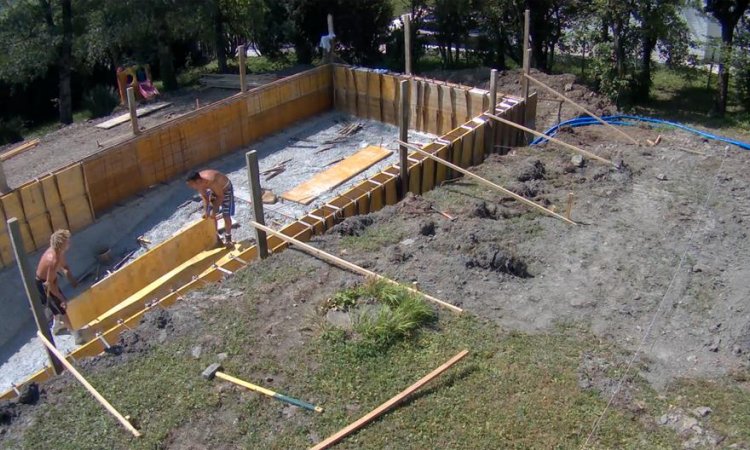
[116,65,160,104]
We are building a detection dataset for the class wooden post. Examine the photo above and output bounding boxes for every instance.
[486,69,498,153]
[249,220,462,313]
[398,140,577,225]
[521,9,531,102]
[246,151,268,259]
[0,161,9,194]
[485,113,615,166]
[565,192,575,221]
[403,13,413,75]
[37,332,142,437]
[126,87,140,136]
[7,218,63,375]
[238,45,247,93]
[327,14,336,63]
[399,80,410,198]
[310,350,470,450]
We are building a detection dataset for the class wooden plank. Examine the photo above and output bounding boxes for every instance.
[310,350,470,450]
[281,146,392,205]
[19,181,52,250]
[95,102,172,129]
[0,202,11,266]
[40,175,69,231]
[0,139,40,162]
[1,192,35,252]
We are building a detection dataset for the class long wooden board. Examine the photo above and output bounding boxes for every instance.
[281,145,392,205]
[0,139,40,161]
[95,102,172,129]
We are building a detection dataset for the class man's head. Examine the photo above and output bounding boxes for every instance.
[185,171,204,189]
[50,229,71,253]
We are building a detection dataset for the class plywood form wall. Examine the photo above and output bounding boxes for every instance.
[83,66,333,214]
[0,164,94,269]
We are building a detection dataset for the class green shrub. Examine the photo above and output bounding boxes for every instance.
[83,85,119,119]
[0,117,24,145]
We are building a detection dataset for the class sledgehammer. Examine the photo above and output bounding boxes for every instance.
[202,363,323,413]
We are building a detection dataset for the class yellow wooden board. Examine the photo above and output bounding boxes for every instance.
[1,192,35,253]
[281,145,392,205]
[40,175,69,231]
[19,182,52,249]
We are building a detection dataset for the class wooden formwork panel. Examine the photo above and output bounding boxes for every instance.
[381,74,399,126]
[0,201,12,266]
[471,118,487,165]
[1,192,35,253]
[53,164,94,233]
[19,182,51,251]
[434,143,450,183]
[353,70,369,118]
[366,71,382,121]
[39,175,69,233]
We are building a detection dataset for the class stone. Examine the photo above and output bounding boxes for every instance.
[419,221,436,236]
[708,337,721,353]
[400,238,416,247]
[709,322,722,332]
[733,345,743,356]
[564,82,574,92]
[677,416,699,434]
[191,345,202,359]
[217,352,229,361]
[658,414,670,425]
[692,406,712,418]
[261,189,278,204]
[656,173,668,181]
[571,154,584,168]
[692,264,709,273]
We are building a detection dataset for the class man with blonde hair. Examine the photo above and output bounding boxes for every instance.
[35,229,77,335]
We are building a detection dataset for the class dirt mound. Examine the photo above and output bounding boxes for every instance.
[517,159,546,182]
[331,216,374,236]
[464,244,531,278]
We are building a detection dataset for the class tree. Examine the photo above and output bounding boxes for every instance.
[705,0,750,115]
[433,0,476,67]
[0,0,76,124]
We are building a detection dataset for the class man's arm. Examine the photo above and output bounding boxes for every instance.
[199,190,210,218]
[45,261,67,302]
[62,259,77,289]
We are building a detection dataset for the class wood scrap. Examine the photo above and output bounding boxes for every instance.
[1,139,40,161]
[314,144,335,154]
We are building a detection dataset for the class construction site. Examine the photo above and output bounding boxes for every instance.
[1,16,750,450]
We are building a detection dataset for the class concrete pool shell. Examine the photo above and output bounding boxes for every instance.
[0,64,536,399]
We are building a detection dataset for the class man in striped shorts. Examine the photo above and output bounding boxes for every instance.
[186,169,235,246]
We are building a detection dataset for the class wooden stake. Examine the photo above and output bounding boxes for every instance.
[238,45,247,93]
[249,220,462,313]
[310,350,470,450]
[1,138,40,162]
[36,331,141,437]
[397,140,577,225]
[403,13,412,75]
[126,87,140,136]
[7,218,62,375]
[246,151,268,259]
[523,73,640,146]
[565,192,574,221]
[485,113,614,167]
[195,98,200,109]
[327,14,336,63]
[522,9,531,102]
[399,80,410,197]
[486,69,498,153]
[0,161,9,194]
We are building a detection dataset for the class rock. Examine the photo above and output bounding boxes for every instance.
[261,189,278,204]
[678,416,699,434]
[17,382,39,405]
[217,352,228,361]
[399,238,415,246]
[564,82,574,92]
[692,406,712,418]
[517,159,546,182]
[419,221,436,236]
[571,154,584,168]
[709,322,722,332]
[265,377,273,383]
[191,345,202,359]
[658,414,669,425]
[707,337,721,352]
[692,264,709,273]
[656,173,668,181]
[733,345,743,356]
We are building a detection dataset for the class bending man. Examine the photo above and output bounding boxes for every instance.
[186,169,235,246]
[35,229,77,335]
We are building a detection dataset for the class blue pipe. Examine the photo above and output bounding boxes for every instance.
[530,115,750,151]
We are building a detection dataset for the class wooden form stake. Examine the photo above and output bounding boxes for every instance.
[399,80,410,197]
[126,87,140,136]
[565,192,575,221]
[397,140,577,225]
[486,69,498,153]
[486,112,615,167]
[0,161,9,194]
[522,9,531,102]
[37,331,142,437]
[239,45,247,93]
[523,73,640,146]
[403,13,412,75]
[7,218,63,375]
[310,349,470,450]
[249,220,462,313]
[246,151,268,259]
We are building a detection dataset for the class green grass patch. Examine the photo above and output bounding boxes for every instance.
[340,222,406,252]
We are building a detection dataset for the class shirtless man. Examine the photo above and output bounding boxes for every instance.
[185,169,235,246]
[35,229,77,335]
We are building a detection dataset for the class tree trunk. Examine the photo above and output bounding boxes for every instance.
[214,0,227,73]
[158,23,178,91]
[613,18,627,78]
[715,25,734,116]
[637,37,656,98]
[58,0,73,125]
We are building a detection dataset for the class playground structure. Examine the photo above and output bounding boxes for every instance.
[116,64,159,103]
[0,63,536,401]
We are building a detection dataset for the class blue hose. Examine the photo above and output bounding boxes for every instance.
[530,114,750,151]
